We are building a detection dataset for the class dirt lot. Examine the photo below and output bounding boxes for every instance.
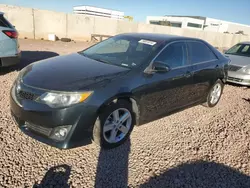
[0,39,250,188]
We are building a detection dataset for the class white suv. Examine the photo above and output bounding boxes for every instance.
[0,12,20,67]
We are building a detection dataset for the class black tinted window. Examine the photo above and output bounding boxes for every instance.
[187,41,217,64]
[187,22,202,28]
[155,42,187,68]
[0,15,12,28]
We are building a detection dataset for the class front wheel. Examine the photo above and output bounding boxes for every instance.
[203,80,224,108]
[93,100,135,149]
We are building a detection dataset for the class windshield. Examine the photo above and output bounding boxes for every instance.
[80,36,161,68]
[225,43,250,57]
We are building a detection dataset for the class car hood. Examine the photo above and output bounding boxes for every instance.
[21,53,130,91]
[224,54,250,67]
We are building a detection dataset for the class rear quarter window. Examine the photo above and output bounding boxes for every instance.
[0,15,12,28]
[187,41,217,64]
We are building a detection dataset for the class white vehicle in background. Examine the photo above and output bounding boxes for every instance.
[0,12,20,67]
[225,42,250,86]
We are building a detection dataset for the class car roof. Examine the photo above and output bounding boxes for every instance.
[118,33,200,43]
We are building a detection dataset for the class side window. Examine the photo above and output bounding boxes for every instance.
[241,45,250,53]
[226,44,241,54]
[187,41,217,64]
[155,42,187,68]
[226,44,250,55]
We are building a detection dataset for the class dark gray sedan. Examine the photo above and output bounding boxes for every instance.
[225,42,250,86]
[10,33,229,149]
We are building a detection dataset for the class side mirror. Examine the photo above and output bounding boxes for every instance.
[152,61,170,73]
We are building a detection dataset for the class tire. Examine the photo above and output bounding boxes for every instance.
[61,38,71,42]
[203,80,224,108]
[93,99,135,149]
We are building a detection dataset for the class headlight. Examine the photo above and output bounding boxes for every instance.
[38,91,93,108]
[242,67,250,74]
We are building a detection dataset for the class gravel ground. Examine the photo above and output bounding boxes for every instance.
[0,39,250,188]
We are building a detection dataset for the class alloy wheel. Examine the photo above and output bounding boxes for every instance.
[210,83,222,105]
[103,108,132,144]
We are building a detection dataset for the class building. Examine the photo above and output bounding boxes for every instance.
[146,15,250,35]
[73,6,124,19]
[147,16,204,30]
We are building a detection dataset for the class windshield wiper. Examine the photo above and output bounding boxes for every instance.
[80,53,111,64]
[92,57,111,64]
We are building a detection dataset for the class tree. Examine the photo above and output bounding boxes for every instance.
[124,16,133,21]
[235,30,245,35]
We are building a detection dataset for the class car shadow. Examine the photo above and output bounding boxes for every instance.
[226,82,249,89]
[94,99,135,187]
[34,153,250,188]
[140,160,250,188]
[0,51,59,75]
[31,97,250,188]
[19,51,59,69]
[33,164,71,188]
[94,139,130,188]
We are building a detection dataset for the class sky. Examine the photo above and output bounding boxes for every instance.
[1,0,250,25]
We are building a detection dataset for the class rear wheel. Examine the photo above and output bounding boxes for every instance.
[203,80,224,108]
[93,100,135,149]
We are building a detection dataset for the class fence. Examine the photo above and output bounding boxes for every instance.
[1,4,250,48]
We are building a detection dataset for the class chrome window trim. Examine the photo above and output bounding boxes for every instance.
[170,59,217,70]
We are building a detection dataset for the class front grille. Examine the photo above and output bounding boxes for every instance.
[228,76,243,82]
[228,65,242,72]
[17,90,38,101]
[25,122,52,137]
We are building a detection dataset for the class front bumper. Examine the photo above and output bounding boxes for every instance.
[10,84,98,149]
[1,52,21,67]
[227,71,250,86]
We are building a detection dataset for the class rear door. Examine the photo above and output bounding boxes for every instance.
[186,41,220,101]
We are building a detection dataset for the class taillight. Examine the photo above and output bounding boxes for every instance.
[2,30,18,39]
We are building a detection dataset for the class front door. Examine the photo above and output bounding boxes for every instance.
[139,41,194,123]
